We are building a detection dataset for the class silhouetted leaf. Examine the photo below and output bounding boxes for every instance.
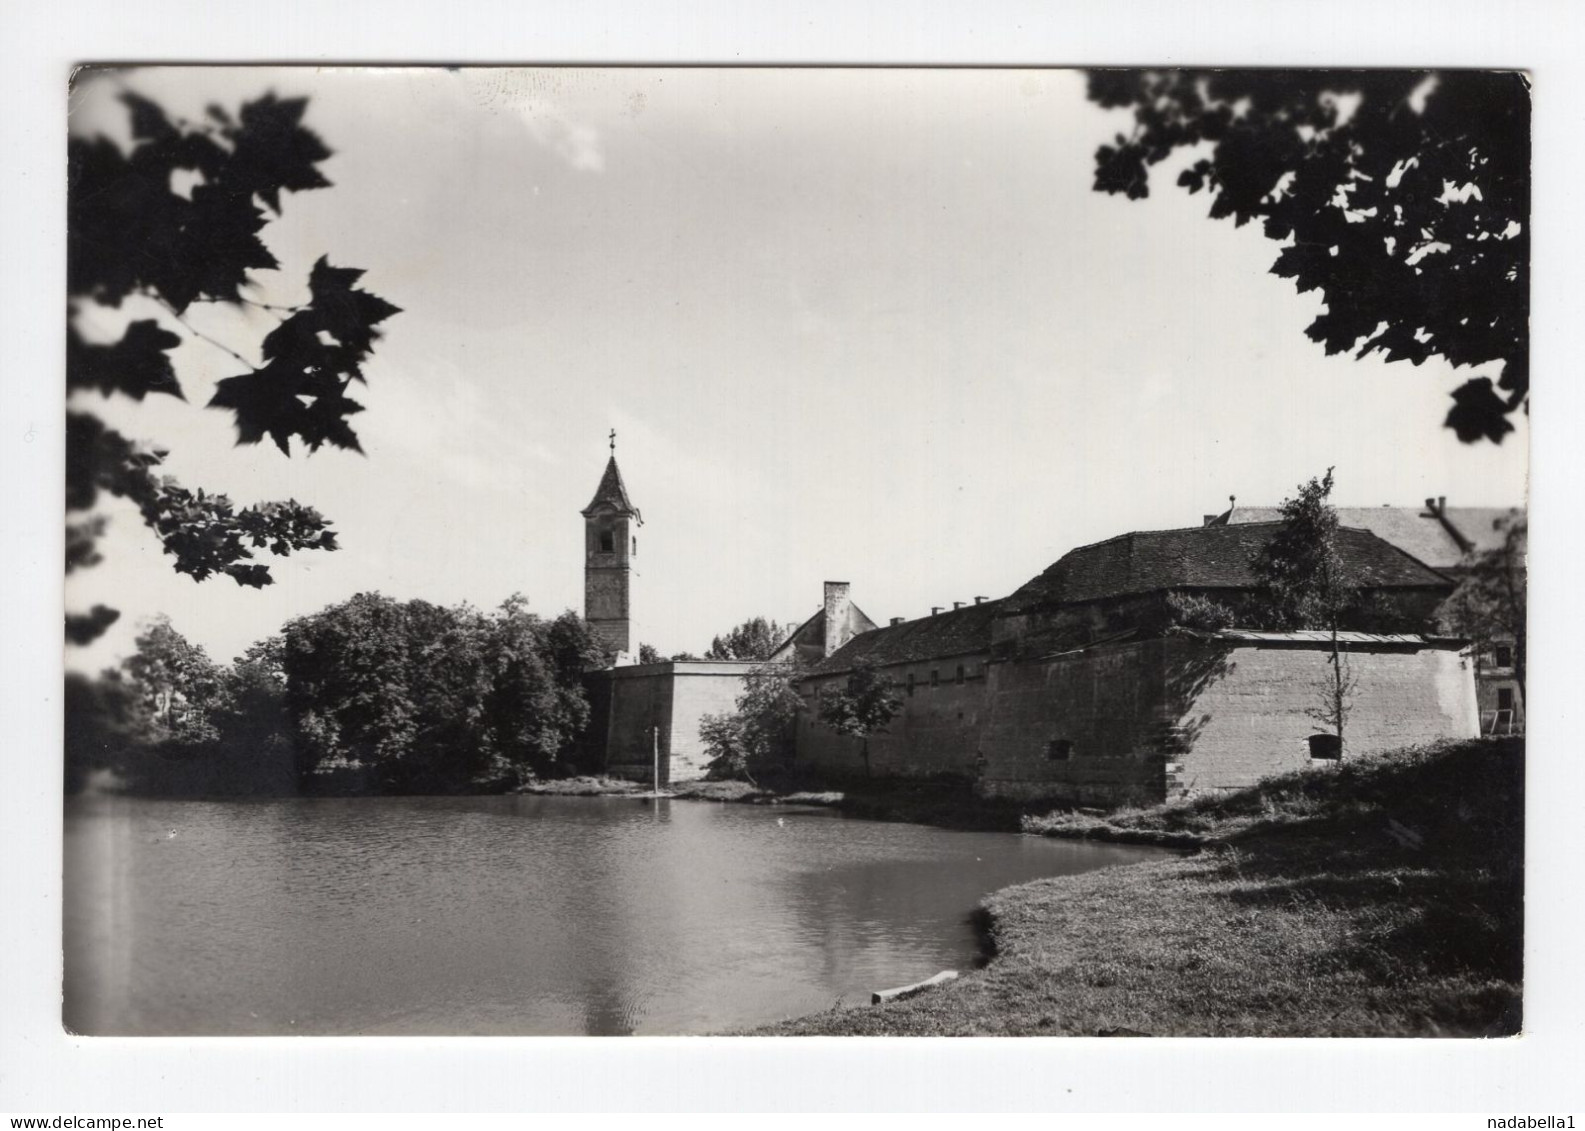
[67,320,185,400]
[1446,377,1516,444]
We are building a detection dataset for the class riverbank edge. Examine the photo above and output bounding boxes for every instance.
[516,773,1039,832]
[744,736,1525,1037]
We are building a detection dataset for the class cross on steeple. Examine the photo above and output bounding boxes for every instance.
[609,428,617,455]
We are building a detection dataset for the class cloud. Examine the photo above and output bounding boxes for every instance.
[516,99,605,172]
[453,71,606,173]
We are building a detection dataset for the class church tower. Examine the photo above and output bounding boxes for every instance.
[582,434,641,661]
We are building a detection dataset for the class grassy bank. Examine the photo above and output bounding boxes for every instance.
[755,737,1524,1037]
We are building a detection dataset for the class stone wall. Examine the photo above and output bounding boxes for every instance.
[976,639,1176,805]
[977,636,1480,804]
[594,661,754,784]
[796,654,990,779]
[667,664,756,779]
[796,634,1481,806]
[1170,641,1480,796]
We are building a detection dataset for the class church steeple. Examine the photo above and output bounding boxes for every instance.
[583,437,641,661]
[581,456,641,521]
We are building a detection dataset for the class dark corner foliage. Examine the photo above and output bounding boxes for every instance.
[66,78,399,643]
[1088,69,1529,444]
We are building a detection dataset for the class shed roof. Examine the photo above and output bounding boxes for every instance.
[1003,522,1451,613]
[1210,629,1462,648]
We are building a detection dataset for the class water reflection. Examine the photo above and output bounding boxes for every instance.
[64,794,1161,1035]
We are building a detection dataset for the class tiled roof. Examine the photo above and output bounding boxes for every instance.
[1209,504,1523,568]
[1003,522,1451,613]
[1443,508,1524,556]
[806,599,1003,677]
[581,457,640,517]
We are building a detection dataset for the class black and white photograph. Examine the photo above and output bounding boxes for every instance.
[54,60,1534,1044]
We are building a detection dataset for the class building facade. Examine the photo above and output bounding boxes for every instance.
[1207,497,1525,734]
[796,522,1480,805]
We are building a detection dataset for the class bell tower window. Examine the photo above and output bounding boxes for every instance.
[599,531,615,553]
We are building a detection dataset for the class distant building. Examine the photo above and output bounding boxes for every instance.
[578,452,867,783]
[1206,497,1525,734]
[767,582,878,666]
[582,453,643,662]
[796,522,1478,805]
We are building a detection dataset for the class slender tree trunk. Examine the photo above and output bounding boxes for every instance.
[1332,616,1345,758]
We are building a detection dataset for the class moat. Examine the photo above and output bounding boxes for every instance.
[64,793,1159,1036]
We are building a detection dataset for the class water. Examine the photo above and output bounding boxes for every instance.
[64,794,1159,1035]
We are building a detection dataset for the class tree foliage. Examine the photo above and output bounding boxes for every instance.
[1437,511,1527,695]
[1089,69,1529,443]
[64,596,606,796]
[121,615,226,747]
[1250,469,1356,750]
[1250,469,1352,631]
[66,619,294,795]
[1165,590,1238,632]
[280,593,605,791]
[66,81,399,642]
[817,663,902,741]
[703,616,791,661]
[699,662,804,783]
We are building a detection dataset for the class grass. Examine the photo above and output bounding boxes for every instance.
[753,737,1524,1037]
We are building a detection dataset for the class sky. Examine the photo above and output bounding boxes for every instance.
[66,66,1531,670]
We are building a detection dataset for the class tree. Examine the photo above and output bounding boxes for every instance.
[637,643,662,665]
[63,670,148,793]
[1250,469,1354,753]
[698,662,804,784]
[1438,511,1527,698]
[121,615,227,749]
[278,592,605,791]
[817,662,903,777]
[66,80,400,643]
[703,616,790,661]
[1089,69,1529,444]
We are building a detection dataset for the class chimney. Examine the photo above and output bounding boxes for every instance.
[974,596,988,605]
[953,601,965,610]
[889,617,904,627]
[1425,495,1472,553]
[823,581,851,657]
[931,606,943,616]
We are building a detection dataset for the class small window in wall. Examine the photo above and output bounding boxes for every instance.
[906,672,915,696]
[1307,733,1342,760]
[599,532,615,553]
[955,664,965,685]
[1495,645,1513,668]
[1497,687,1515,713]
[930,669,940,688]
[1047,738,1073,761]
